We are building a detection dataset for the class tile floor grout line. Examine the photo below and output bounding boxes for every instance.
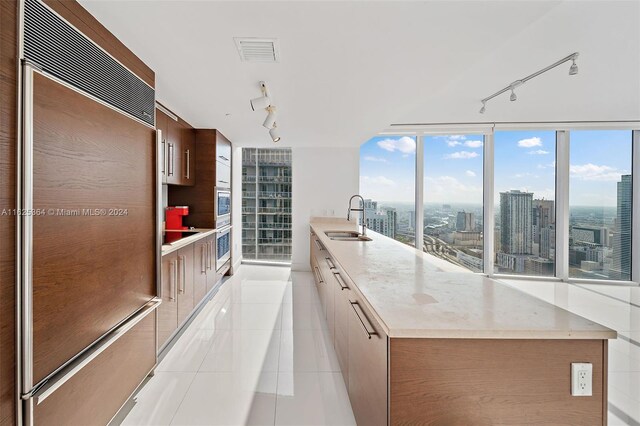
[273,290,285,426]
[167,371,199,426]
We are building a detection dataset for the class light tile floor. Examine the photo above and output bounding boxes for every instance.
[118,265,356,426]
[117,265,640,425]
[501,279,640,426]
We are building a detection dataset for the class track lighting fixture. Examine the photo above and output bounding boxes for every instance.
[269,125,281,143]
[250,95,271,111]
[569,58,578,75]
[251,81,282,142]
[479,52,579,113]
[263,107,277,129]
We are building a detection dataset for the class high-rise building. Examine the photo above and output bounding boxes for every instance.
[532,199,554,243]
[540,225,556,260]
[571,226,609,246]
[500,190,533,255]
[363,199,397,238]
[611,174,632,280]
[456,211,476,232]
[241,148,292,262]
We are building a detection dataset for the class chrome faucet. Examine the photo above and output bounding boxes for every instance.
[347,194,367,236]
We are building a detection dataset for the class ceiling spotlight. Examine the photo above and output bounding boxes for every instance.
[250,95,271,111]
[479,102,486,114]
[510,89,517,102]
[269,125,281,143]
[263,108,277,129]
[569,58,578,75]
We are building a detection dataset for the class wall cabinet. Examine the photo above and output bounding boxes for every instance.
[158,108,195,187]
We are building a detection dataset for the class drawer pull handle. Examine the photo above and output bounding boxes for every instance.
[333,272,348,290]
[313,266,324,284]
[325,257,336,269]
[169,260,176,301]
[350,301,377,339]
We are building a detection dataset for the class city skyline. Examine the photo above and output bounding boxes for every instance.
[360,130,632,206]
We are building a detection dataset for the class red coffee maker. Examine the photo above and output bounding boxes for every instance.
[165,206,189,243]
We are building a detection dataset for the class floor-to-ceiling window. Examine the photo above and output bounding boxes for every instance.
[569,130,633,281]
[493,130,556,276]
[359,135,416,247]
[423,134,484,272]
[242,148,292,263]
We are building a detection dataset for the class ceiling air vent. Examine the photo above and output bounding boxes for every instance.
[234,38,280,63]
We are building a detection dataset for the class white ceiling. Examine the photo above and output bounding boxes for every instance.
[79,0,640,147]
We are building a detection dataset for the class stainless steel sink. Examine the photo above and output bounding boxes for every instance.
[324,231,372,241]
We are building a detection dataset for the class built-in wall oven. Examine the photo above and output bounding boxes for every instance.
[215,187,231,228]
[216,226,231,270]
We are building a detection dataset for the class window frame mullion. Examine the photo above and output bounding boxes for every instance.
[555,130,570,281]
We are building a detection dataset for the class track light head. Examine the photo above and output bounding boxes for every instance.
[510,89,517,102]
[250,95,271,111]
[269,125,281,143]
[569,59,578,75]
[263,109,277,129]
[479,102,486,114]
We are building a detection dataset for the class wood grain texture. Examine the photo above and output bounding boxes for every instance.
[390,338,606,425]
[158,252,178,349]
[42,0,154,87]
[32,72,156,383]
[34,313,156,426]
[193,238,208,304]
[348,297,388,426]
[0,1,17,424]
[177,244,194,325]
[168,129,216,227]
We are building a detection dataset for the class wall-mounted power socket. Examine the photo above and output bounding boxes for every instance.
[571,363,593,396]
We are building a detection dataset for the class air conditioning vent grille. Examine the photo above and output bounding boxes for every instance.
[23,0,155,126]
[234,38,280,63]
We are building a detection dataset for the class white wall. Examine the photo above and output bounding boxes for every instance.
[231,146,243,273]
[290,146,359,271]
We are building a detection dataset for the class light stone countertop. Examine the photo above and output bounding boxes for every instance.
[161,228,217,256]
[310,218,616,340]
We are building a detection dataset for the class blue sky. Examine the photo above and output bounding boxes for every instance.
[360,130,632,206]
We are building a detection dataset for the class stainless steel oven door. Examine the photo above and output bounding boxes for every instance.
[216,226,231,270]
[214,187,231,228]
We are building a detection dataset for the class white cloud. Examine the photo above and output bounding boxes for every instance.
[444,151,479,160]
[465,170,476,177]
[528,149,549,155]
[570,163,625,181]
[377,136,415,154]
[448,135,467,140]
[424,176,482,203]
[360,175,395,186]
[517,137,542,148]
[464,140,483,148]
[363,156,387,162]
[446,140,462,147]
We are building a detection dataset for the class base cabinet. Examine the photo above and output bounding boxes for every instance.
[309,230,607,425]
[194,238,208,305]
[158,252,178,348]
[176,245,195,325]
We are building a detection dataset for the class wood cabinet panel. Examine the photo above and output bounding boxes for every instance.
[194,238,208,305]
[158,253,178,349]
[34,313,156,426]
[216,162,231,188]
[156,109,168,184]
[390,338,606,425]
[181,126,196,186]
[0,1,17,424]
[177,245,195,325]
[32,72,156,383]
[216,134,231,166]
[166,118,182,185]
[348,297,388,426]
[332,272,350,388]
[206,236,217,293]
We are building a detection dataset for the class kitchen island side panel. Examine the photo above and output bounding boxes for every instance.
[389,338,606,425]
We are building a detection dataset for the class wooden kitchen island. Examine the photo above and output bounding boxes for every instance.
[309,218,615,426]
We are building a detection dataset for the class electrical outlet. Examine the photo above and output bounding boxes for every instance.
[571,363,593,396]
